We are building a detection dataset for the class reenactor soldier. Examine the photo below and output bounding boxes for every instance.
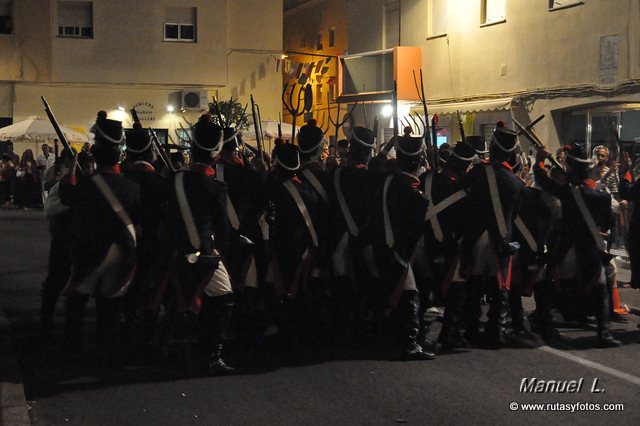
[121,123,169,358]
[160,114,236,374]
[264,142,319,346]
[459,126,525,348]
[60,115,141,368]
[215,126,268,350]
[364,134,435,360]
[619,152,639,289]
[509,161,552,336]
[329,126,376,346]
[534,143,622,347]
[296,121,334,341]
[465,135,489,164]
[412,142,477,349]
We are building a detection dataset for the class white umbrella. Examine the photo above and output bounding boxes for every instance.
[0,116,86,143]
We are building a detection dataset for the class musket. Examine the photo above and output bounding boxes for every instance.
[41,96,83,173]
[250,95,264,163]
[392,80,399,138]
[456,111,466,142]
[412,69,432,147]
[512,117,565,173]
[517,114,545,137]
[431,115,439,169]
[277,113,282,139]
[149,127,176,174]
[211,96,225,127]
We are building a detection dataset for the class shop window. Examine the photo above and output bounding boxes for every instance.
[548,0,584,11]
[0,1,12,35]
[164,7,196,42]
[57,1,93,39]
[481,0,506,26]
[427,0,446,38]
[316,84,323,105]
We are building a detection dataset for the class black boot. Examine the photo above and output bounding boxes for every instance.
[485,281,509,349]
[532,276,557,339]
[595,283,623,348]
[201,294,237,375]
[396,291,435,360]
[509,290,525,335]
[462,277,484,344]
[438,281,468,349]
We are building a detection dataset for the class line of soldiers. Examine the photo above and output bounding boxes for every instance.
[40,111,634,374]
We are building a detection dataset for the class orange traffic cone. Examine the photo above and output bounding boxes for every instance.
[612,280,629,315]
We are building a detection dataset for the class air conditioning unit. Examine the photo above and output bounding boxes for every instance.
[181,89,209,110]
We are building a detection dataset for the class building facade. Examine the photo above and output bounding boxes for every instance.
[283,0,348,144]
[0,0,283,153]
[332,0,640,152]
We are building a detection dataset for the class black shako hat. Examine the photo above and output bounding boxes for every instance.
[192,114,223,152]
[297,122,325,155]
[395,135,424,157]
[564,143,593,165]
[93,116,124,146]
[222,127,240,151]
[273,142,300,171]
[349,126,376,149]
[491,127,519,153]
[465,135,488,155]
[125,127,151,153]
[449,141,478,164]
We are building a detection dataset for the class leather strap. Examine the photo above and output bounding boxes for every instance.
[570,184,606,251]
[485,164,507,239]
[283,179,318,247]
[175,172,201,250]
[514,216,538,252]
[92,175,136,246]
[302,169,330,203]
[334,167,359,237]
[215,164,241,230]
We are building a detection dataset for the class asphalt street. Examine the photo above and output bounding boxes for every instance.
[1,209,639,425]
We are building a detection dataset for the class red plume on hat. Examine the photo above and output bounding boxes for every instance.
[496,120,506,128]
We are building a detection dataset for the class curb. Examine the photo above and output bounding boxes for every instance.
[0,313,30,426]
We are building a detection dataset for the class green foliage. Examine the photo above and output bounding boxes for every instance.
[207,98,249,130]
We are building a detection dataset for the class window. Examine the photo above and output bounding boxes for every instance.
[329,27,335,47]
[316,32,323,51]
[481,0,506,26]
[0,1,12,35]
[427,0,446,38]
[548,0,584,11]
[316,84,323,105]
[57,1,93,39]
[384,2,400,48]
[164,7,196,42]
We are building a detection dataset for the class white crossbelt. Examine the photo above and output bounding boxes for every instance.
[215,164,240,230]
[334,167,359,237]
[569,184,606,252]
[485,164,507,239]
[302,169,330,203]
[283,179,319,247]
[424,174,468,242]
[383,175,394,248]
[175,172,201,250]
[514,215,538,252]
[92,175,136,246]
